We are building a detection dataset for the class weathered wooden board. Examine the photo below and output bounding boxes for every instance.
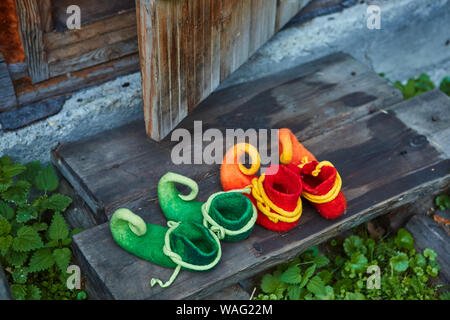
[53,53,401,221]
[9,2,139,105]
[15,0,49,84]
[51,0,136,31]
[0,53,17,112]
[15,54,140,107]
[137,0,312,140]
[67,89,450,299]
[406,214,450,284]
[392,89,450,158]
[45,11,138,78]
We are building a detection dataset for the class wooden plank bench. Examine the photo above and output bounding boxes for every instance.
[51,53,450,299]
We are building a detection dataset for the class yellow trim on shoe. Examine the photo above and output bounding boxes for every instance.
[250,176,302,223]
[298,158,342,204]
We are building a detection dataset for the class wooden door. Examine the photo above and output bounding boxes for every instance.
[137,0,310,141]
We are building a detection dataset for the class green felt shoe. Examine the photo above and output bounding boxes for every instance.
[158,172,257,242]
[110,208,221,288]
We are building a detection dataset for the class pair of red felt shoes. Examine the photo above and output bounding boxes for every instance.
[220,129,347,232]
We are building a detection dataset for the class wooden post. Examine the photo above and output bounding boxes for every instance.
[137,0,309,141]
[15,0,50,83]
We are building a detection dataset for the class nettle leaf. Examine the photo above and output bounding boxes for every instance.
[48,213,69,241]
[48,194,72,213]
[0,201,15,220]
[0,155,11,166]
[12,226,43,252]
[10,284,27,300]
[32,195,50,213]
[334,279,353,293]
[16,206,38,224]
[403,79,416,99]
[287,285,303,300]
[435,195,450,211]
[19,161,42,185]
[426,264,440,277]
[12,267,28,284]
[423,248,437,262]
[53,247,71,273]
[440,77,450,96]
[1,162,26,178]
[299,264,316,288]
[1,180,31,204]
[439,291,450,301]
[307,275,326,296]
[412,253,427,268]
[0,235,12,256]
[280,266,302,284]
[35,164,59,192]
[32,222,48,232]
[28,248,55,272]
[301,247,318,261]
[0,177,12,193]
[6,250,29,267]
[390,252,409,272]
[343,235,367,257]
[261,274,281,294]
[345,292,366,300]
[315,285,335,300]
[313,254,330,268]
[348,253,368,273]
[0,215,11,236]
[318,270,332,285]
[394,228,414,250]
[27,284,41,300]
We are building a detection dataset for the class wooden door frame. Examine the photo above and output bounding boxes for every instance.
[137,0,310,141]
[15,0,51,84]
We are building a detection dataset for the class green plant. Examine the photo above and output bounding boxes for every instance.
[394,74,435,100]
[0,156,84,300]
[254,228,446,300]
[379,73,450,99]
[435,194,450,211]
[439,77,450,96]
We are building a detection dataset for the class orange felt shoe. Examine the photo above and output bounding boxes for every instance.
[279,128,317,166]
[220,143,260,191]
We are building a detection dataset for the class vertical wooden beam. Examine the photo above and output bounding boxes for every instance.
[15,0,49,84]
[137,0,310,141]
[38,0,53,33]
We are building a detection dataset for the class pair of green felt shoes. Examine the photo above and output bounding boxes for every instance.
[110,172,257,288]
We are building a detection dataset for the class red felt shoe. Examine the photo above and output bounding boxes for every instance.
[288,160,346,219]
[278,128,347,219]
[250,165,303,232]
[221,144,304,232]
